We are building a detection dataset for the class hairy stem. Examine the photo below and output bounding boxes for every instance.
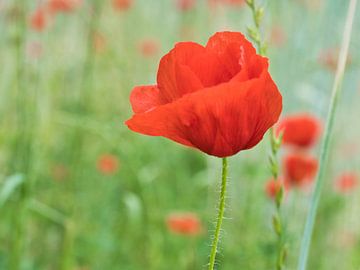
[208,158,228,270]
[297,0,357,269]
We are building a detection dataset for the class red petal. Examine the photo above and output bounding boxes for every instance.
[129,85,163,114]
[156,42,204,102]
[126,70,282,157]
[206,31,257,78]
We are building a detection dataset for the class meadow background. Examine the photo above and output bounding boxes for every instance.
[0,0,360,269]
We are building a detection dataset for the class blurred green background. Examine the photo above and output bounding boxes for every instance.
[0,0,359,269]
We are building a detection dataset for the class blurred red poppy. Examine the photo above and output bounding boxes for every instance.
[93,32,107,54]
[176,0,196,11]
[284,153,318,187]
[26,41,43,59]
[126,31,282,157]
[335,173,358,193]
[166,213,202,235]
[221,0,245,5]
[51,164,69,181]
[97,154,119,175]
[112,0,132,11]
[48,0,82,13]
[265,177,287,199]
[30,7,48,32]
[277,114,321,149]
[318,47,352,72]
[270,25,287,48]
[138,38,160,57]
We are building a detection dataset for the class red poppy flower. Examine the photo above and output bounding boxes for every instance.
[318,47,352,72]
[112,0,132,11]
[166,213,202,235]
[93,32,107,54]
[270,25,287,48]
[277,114,321,149]
[138,38,160,58]
[221,0,245,5]
[97,154,119,175]
[125,32,282,158]
[283,153,318,187]
[176,0,196,11]
[30,7,48,32]
[265,177,287,199]
[335,172,358,193]
[47,0,82,13]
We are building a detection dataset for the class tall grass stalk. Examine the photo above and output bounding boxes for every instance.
[297,0,357,269]
[246,1,286,269]
[10,1,30,269]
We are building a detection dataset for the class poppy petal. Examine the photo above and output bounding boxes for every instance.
[206,31,257,77]
[157,42,204,102]
[126,70,281,157]
[130,85,163,114]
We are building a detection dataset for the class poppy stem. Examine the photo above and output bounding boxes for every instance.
[208,157,228,270]
[297,0,357,269]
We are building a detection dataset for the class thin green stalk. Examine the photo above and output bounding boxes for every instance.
[297,1,357,269]
[10,1,29,269]
[208,157,228,270]
[246,1,286,269]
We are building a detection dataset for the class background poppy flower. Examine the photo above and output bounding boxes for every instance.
[176,0,196,11]
[335,172,358,193]
[126,31,282,157]
[30,7,48,32]
[283,153,318,187]
[48,0,82,13]
[277,114,321,149]
[112,0,133,11]
[265,177,287,199]
[138,38,160,58]
[97,154,119,175]
[166,213,202,235]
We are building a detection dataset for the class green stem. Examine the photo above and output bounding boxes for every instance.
[246,1,285,269]
[297,1,357,269]
[208,157,228,270]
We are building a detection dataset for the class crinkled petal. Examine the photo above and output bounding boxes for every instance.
[126,70,282,157]
[157,42,204,102]
[206,31,257,77]
[130,85,163,114]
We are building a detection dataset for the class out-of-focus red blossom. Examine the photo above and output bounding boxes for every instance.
[265,177,287,199]
[30,7,48,32]
[93,32,107,54]
[125,31,282,158]
[277,114,321,149]
[335,173,358,193]
[27,41,43,59]
[138,39,160,58]
[221,0,245,5]
[208,0,245,7]
[166,213,202,235]
[318,48,352,72]
[47,0,82,13]
[284,153,318,187]
[51,164,69,181]
[297,0,324,10]
[112,0,133,11]
[269,25,287,48]
[97,154,119,175]
[176,0,196,11]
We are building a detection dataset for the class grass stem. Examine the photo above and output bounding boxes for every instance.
[297,1,357,269]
